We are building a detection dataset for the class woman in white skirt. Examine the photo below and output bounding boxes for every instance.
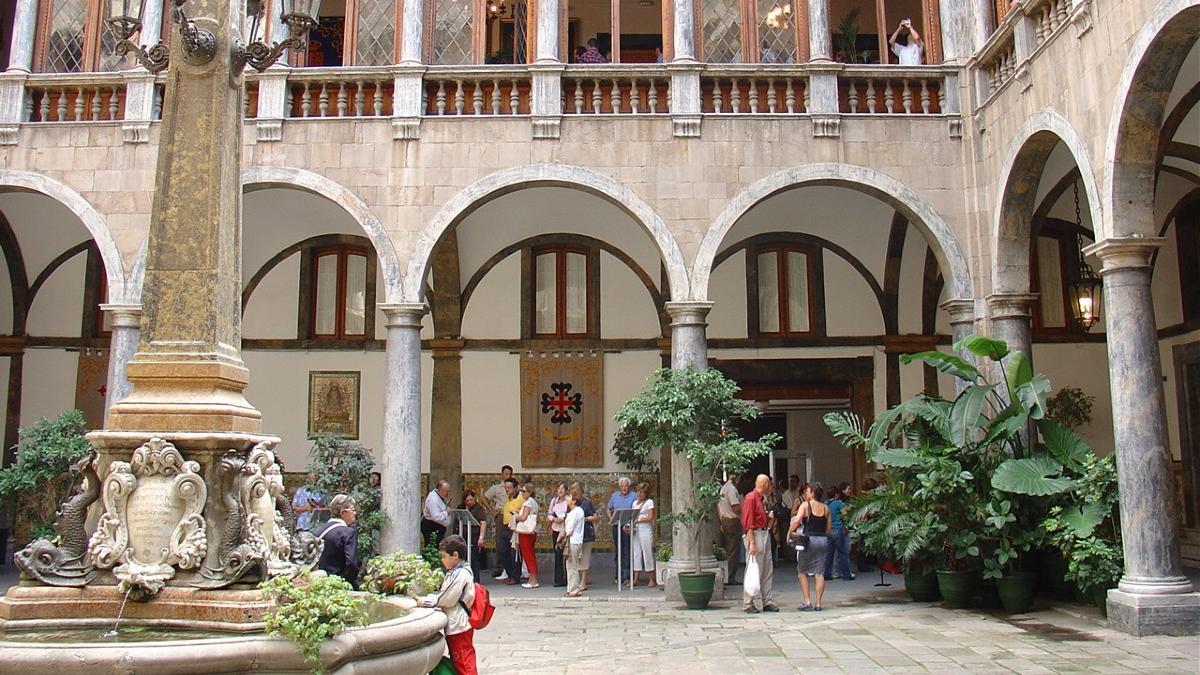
[631,482,657,587]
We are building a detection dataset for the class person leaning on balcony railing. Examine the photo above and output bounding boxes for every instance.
[889,18,924,65]
[578,38,609,64]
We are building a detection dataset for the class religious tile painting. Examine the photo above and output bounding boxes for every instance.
[520,352,603,467]
[308,371,360,439]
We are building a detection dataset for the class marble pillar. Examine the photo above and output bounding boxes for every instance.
[7,0,38,73]
[400,0,425,64]
[535,0,560,63]
[380,303,428,555]
[807,0,831,62]
[663,302,722,599]
[672,0,697,62]
[1085,238,1199,636]
[140,0,165,51]
[986,292,1037,363]
[100,304,142,423]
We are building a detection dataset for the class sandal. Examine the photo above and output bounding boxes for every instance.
[565,592,581,597]
[798,603,814,611]
[814,606,823,611]
[521,583,540,588]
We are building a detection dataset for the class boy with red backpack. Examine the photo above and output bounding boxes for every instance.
[422,535,494,675]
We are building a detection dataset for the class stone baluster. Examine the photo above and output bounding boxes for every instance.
[1083,238,1200,636]
[101,304,143,423]
[509,81,520,114]
[318,83,330,116]
[847,81,858,113]
[901,80,912,113]
[647,79,658,113]
[712,82,723,113]
[785,79,795,113]
[472,80,484,114]
[748,78,759,113]
[453,80,465,115]
[379,303,429,555]
[436,81,446,114]
[355,81,366,116]
[492,79,503,114]
[730,81,741,113]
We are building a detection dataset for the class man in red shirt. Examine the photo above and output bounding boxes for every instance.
[740,474,778,613]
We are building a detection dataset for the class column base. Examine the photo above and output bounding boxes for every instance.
[663,556,724,602]
[1106,589,1200,636]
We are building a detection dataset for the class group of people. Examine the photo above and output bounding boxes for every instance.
[721,472,858,613]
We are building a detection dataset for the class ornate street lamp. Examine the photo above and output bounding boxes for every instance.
[106,0,322,74]
[1066,181,1103,331]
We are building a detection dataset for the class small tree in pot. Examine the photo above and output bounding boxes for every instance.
[614,368,777,609]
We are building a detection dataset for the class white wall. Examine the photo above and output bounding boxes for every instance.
[20,349,78,429]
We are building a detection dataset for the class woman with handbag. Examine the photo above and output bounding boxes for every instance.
[513,483,541,588]
[546,483,569,587]
[787,481,831,611]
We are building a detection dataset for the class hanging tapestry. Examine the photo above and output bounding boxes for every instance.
[520,352,604,467]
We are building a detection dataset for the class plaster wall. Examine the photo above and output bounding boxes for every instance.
[19,349,77,429]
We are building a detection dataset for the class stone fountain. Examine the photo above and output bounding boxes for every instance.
[0,2,443,671]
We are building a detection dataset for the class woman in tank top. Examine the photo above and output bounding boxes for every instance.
[787,481,832,611]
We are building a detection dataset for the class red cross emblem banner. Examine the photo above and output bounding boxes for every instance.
[520,352,604,467]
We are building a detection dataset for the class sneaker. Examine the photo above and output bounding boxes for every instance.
[743,607,760,614]
[497,572,509,581]
[763,605,780,613]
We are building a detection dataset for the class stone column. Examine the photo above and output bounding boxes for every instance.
[1085,237,1199,636]
[400,0,425,64]
[379,303,428,555]
[535,0,560,63]
[429,339,465,502]
[663,301,722,599]
[807,0,831,62]
[672,0,697,62]
[7,0,38,73]
[940,298,977,394]
[986,292,1036,362]
[100,304,142,423]
[121,0,166,145]
[139,0,165,52]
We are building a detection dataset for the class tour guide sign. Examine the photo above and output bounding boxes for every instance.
[520,352,603,467]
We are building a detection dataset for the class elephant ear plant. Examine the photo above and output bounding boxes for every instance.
[614,367,777,576]
[825,334,1119,612]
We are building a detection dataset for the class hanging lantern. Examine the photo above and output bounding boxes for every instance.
[1066,182,1102,331]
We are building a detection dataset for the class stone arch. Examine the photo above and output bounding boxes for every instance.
[0,169,127,302]
[693,163,972,303]
[405,164,690,303]
[992,109,1104,294]
[1103,0,1200,240]
[242,166,404,303]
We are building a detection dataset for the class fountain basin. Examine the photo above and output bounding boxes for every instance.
[0,594,447,674]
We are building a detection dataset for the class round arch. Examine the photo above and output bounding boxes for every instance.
[693,163,973,302]
[0,169,127,302]
[1102,0,1200,240]
[992,109,1104,294]
[405,164,690,303]
[242,165,404,303]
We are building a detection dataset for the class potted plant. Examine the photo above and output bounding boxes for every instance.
[614,368,777,610]
[655,543,672,586]
[361,551,446,597]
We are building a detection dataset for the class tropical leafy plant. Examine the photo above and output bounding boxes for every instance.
[614,368,778,574]
[261,572,368,674]
[1042,453,1122,592]
[0,410,93,540]
[835,8,862,63]
[361,551,445,597]
[305,434,385,560]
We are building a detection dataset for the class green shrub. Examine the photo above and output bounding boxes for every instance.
[304,434,385,560]
[0,410,92,538]
[656,542,672,563]
[361,551,445,597]
[261,573,368,673]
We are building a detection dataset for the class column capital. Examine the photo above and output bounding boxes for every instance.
[664,301,713,324]
[100,303,143,328]
[1083,236,1166,274]
[379,302,428,328]
[986,292,1039,319]
[428,337,465,357]
[939,298,976,325]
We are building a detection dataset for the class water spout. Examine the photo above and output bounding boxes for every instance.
[101,586,134,639]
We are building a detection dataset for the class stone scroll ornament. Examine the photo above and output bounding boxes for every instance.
[86,439,208,597]
[13,451,101,587]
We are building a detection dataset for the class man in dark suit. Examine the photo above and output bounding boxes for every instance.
[312,494,360,589]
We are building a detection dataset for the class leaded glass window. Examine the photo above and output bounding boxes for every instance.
[756,0,796,63]
[432,0,475,65]
[43,0,87,73]
[356,0,397,65]
[702,0,742,63]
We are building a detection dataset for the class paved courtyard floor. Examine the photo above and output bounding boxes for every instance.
[475,558,1200,674]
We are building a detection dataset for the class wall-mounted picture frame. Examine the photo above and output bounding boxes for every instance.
[308,370,361,439]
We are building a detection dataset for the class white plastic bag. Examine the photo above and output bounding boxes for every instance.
[744,555,761,596]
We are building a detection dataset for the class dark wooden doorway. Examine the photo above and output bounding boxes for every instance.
[1175,341,1200,527]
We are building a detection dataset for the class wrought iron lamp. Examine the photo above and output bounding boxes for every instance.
[106,0,322,74]
[1066,181,1103,331]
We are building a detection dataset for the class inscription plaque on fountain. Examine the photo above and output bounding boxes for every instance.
[125,476,186,563]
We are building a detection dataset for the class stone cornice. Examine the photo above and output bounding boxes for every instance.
[1084,237,1166,274]
[663,301,713,325]
[378,302,429,328]
[986,292,1039,319]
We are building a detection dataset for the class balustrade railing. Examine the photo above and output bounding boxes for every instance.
[287,68,394,118]
[976,29,1017,102]
[701,68,807,114]
[561,67,668,115]
[423,67,530,116]
[24,75,126,122]
[838,67,949,114]
[1028,0,1072,49]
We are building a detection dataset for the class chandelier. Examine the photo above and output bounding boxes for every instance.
[765,2,792,29]
[487,0,512,22]
[1065,181,1103,331]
